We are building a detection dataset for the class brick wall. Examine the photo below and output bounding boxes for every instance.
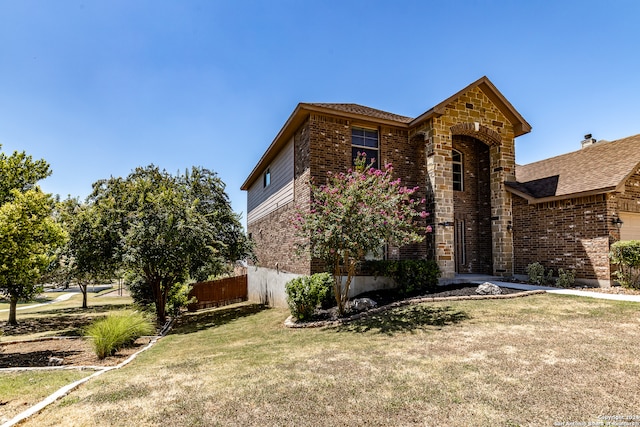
[512,194,611,281]
[453,136,492,274]
[248,119,311,275]
[616,168,640,213]
[306,113,428,270]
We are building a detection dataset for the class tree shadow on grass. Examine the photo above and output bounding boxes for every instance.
[331,304,470,336]
[1,304,135,336]
[0,350,83,368]
[34,304,132,317]
[171,303,269,335]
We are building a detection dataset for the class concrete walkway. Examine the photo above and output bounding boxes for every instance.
[0,292,78,313]
[453,274,640,303]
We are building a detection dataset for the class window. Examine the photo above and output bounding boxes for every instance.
[263,168,271,188]
[452,149,463,191]
[352,127,379,167]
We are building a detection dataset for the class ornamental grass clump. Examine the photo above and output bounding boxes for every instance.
[86,311,155,359]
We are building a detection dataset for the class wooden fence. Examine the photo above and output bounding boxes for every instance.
[187,275,248,311]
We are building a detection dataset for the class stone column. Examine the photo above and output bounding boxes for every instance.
[489,142,515,276]
[426,132,455,279]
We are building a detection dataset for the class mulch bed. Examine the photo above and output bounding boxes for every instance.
[356,283,523,306]
[294,284,527,326]
[0,337,153,369]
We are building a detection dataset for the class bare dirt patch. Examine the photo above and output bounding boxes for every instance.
[0,337,152,368]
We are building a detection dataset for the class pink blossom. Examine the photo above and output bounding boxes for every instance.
[426,225,433,233]
[419,211,428,218]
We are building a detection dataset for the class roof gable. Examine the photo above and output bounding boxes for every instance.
[508,134,640,202]
[410,76,532,137]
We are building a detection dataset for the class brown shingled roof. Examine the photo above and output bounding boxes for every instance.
[507,134,640,202]
[305,103,413,123]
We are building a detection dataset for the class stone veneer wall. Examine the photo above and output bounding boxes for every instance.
[411,86,516,278]
[512,194,612,282]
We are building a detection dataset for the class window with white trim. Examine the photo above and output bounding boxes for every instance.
[351,127,379,167]
[452,149,463,191]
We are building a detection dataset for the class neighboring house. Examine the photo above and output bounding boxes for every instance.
[241,76,640,306]
[241,76,531,306]
[506,134,640,286]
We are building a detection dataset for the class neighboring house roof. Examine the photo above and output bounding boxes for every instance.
[506,133,640,203]
[241,76,529,190]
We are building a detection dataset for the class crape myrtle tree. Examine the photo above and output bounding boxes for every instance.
[294,153,432,315]
[0,146,66,325]
[87,165,251,322]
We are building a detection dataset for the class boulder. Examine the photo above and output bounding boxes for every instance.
[349,298,378,312]
[476,282,502,295]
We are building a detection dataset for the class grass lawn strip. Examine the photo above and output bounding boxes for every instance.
[1,319,171,427]
[15,296,640,427]
[0,370,92,425]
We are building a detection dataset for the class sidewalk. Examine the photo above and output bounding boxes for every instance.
[0,292,78,313]
[453,274,640,303]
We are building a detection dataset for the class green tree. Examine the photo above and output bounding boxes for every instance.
[0,147,51,203]
[294,155,431,315]
[88,165,252,322]
[50,198,118,308]
[0,188,66,325]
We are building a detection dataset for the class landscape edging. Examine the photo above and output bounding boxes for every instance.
[284,289,546,329]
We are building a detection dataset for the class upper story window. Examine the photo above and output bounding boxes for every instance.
[452,149,463,191]
[351,127,379,167]
[263,168,271,188]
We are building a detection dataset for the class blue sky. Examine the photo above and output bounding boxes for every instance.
[1,1,639,227]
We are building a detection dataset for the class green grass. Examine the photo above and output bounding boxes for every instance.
[15,295,640,426]
[0,370,92,424]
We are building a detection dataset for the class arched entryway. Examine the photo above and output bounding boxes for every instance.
[452,135,493,274]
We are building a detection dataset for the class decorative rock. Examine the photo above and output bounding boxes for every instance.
[476,282,502,295]
[48,356,64,366]
[349,297,378,312]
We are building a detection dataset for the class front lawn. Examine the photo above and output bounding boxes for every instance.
[17,295,640,426]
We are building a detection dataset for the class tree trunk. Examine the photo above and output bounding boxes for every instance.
[80,283,88,309]
[8,296,18,325]
[150,279,166,323]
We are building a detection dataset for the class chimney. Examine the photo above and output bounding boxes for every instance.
[581,134,597,148]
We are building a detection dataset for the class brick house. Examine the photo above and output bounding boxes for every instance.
[241,76,531,306]
[506,134,640,286]
[241,76,640,306]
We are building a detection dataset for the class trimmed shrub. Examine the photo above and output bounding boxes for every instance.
[365,259,441,295]
[556,268,576,288]
[285,273,334,321]
[167,282,195,316]
[526,262,553,285]
[86,311,155,359]
[610,240,640,289]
